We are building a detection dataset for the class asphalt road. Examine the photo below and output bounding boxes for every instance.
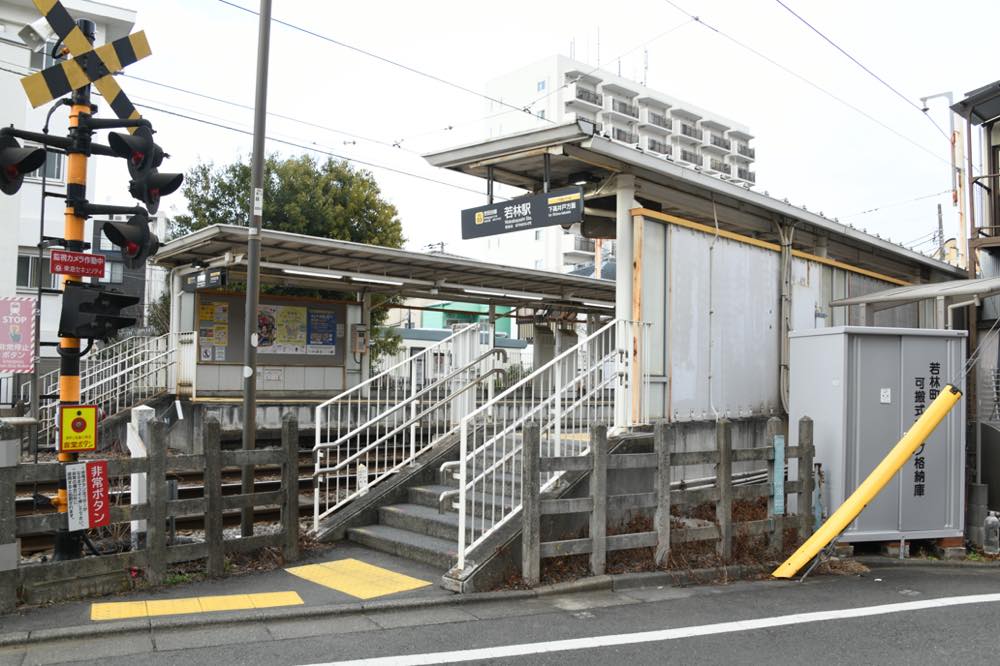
[3,564,999,665]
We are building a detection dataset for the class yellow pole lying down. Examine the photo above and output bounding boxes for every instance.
[772,383,963,579]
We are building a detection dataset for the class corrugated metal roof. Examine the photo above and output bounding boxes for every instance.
[831,276,1000,306]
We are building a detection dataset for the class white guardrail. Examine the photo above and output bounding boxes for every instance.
[313,324,512,530]
[443,318,650,571]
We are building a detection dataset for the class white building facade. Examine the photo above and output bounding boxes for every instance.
[0,0,137,369]
[469,55,756,274]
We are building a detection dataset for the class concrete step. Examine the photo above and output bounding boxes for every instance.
[409,484,519,514]
[408,484,455,509]
[346,524,457,570]
[378,503,494,541]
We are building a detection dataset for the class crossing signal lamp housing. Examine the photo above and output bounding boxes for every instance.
[107,127,182,214]
[58,282,138,341]
[0,136,46,195]
[102,212,159,269]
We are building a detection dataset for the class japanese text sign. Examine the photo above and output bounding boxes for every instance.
[0,297,34,373]
[50,250,105,278]
[59,405,98,452]
[66,460,110,531]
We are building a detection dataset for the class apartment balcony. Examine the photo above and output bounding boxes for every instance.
[677,123,703,143]
[603,98,639,124]
[709,159,730,175]
[646,137,671,156]
[612,127,638,145]
[703,133,731,153]
[679,148,701,165]
[566,83,603,111]
[736,167,756,183]
[637,108,672,134]
[564,234,597,259]
[736,143,756,159]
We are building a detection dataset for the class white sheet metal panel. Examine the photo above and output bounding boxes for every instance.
[791,257,823,331]
[666,225,780,420]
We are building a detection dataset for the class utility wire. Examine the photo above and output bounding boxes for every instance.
[841,189,951,218]
[216,0,554,125]
[659,0,953,168]
[773,0,950,141]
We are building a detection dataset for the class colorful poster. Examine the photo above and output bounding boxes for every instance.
[307,310,337,355]
[198,304,214,322]
[258,304,307,354]
[213,324,228,346]
[213,304,228,323]
[0,297,35,372]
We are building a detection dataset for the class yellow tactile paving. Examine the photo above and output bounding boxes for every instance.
[90,591,304,621]
[285,558,431,600]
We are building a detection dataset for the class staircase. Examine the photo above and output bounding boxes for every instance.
[32,333,190,448]
[334,319,648,589]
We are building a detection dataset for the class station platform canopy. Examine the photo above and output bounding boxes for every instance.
[154,224,614,315]
[424,120,964,285]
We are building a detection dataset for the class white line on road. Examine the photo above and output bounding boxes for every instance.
[307,592,1000,665]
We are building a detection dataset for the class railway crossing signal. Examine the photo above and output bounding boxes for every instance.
[3,0,182,560]
[0,136,46,195]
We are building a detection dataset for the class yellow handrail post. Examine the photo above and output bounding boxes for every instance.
[772,384,962,579]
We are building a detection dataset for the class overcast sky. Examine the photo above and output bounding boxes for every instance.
[78,0,1000,257]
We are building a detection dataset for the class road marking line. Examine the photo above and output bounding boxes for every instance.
[90,591,303,621]
[307,592,1000,665]
[286,558,431,600]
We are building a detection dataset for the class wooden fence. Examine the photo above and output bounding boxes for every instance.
[0,411,300,611]
[521,417,815,585]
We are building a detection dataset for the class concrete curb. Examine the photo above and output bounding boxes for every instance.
[854,556,1000,569]
[0,562,783,648]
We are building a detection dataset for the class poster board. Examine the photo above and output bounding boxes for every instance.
[196,292,346,367]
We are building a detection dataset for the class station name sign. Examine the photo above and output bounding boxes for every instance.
[461,186,584,239]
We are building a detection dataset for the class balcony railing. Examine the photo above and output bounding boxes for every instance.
[613,128,638,144]
[710,159,730,174]
[681,149,700,164]
[709,134,731,150]
[575,87,603,106]
[649,112,671,130]
[680,123,703,140]
[737,144,755,158]
[737,167,756,182]
[571,236,596,253]
[611,99,639,118]
[647,137,670,155]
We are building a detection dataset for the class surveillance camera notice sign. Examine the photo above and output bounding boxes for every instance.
[50,249,106,279]
[66,460,110,531]
[0,297,35,373]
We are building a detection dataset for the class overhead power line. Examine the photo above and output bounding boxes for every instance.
[659,0,953,169]
[773,0,950,141]
[216,0,553,125]
[841,189,951,219]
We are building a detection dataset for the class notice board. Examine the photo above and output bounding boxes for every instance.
[196,292,347,367]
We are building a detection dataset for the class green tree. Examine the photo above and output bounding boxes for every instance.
[173,154,405,361]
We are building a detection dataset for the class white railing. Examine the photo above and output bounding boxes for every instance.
[35,334,176,447]
[313,323,507,530]
[444,319,650,570]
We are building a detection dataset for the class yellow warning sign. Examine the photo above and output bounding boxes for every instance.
[59,405,97,452]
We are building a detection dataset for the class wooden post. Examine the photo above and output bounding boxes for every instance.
[0,422,19,613]
[521,422,541,586]
[145,420,168,586]
[204,418,224,577]
[765,417,784,557]
[654,421,673,565]
[798,417,815,539]
[589,424,608,576]
[716,419,732,561]
[281,412,300,563]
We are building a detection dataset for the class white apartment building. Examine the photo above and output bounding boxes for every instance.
[470,55,756,273]
[0,0,137,369]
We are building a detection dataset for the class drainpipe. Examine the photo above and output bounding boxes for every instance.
[776,220,794,414]
[947,297,979,331]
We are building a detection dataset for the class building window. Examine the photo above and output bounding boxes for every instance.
[534,230,543,241]
[537,80,546,92]
[534,259,543,269]
[24,149,65,183]
[537,110,545,120]
[98,261,124,284]
[16,255,59,289]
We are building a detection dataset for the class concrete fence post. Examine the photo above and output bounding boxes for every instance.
[0,422,20,613]
[589,424,608,576]
[521,422,541,586]
[765,417,785,557]
[146,420,168,586]
[716,419,733,561]
[128,406,154,551]
[798,417,815,539]
[654,421,674,566]
[204,418,223,577]
[281,412,300,563]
